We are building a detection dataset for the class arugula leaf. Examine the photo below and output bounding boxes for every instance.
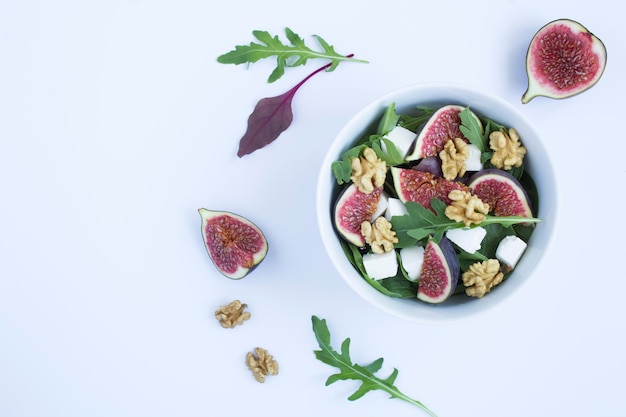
[459,107,487,152]
[330,135,406,185]
[330,103,415,183]
[311,316,437,417]
[391,199,458,247]
[220,28,368,156]
[482,117,506,133]
[456,248,489,271]
[377,273,418,298]
[391,199,541,248]
[331,160,354,186]
[398,107,436,132]
[331,145,366,185]
[376,102,400,135]
[218,27,368,83]
[371,137,405,166]
[338,240,416,298]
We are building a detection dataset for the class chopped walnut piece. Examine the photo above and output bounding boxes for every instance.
[462,259,504,298]
[489,128,527,170]
[350,147,387,194]
[246,347,279,383]
[444,190,489,227]
[214,300,251,329]
[439,138,469,180]
[361,216,398,254]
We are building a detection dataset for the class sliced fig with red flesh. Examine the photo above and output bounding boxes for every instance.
[333,184,383,247]
[198,209,268,279]
[406,105,482,160]
[467,169,533,217]
[417,237,460,304]
[522,19,607,104]
[391,167,469,211]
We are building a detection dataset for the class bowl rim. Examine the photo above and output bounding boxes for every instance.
[316,81,559,324]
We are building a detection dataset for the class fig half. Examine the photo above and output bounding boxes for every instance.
[522,18,607,103]
[198,208,268,279]
[406,105,482,160]
[391,167,468,211]
[417,237,460,304]
[333,184,383,247]
[467,169,533,217]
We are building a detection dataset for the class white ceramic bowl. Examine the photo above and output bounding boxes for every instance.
[316,82,558,324]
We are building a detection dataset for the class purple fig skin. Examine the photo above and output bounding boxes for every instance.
[413,156,443,178]
[467,169,533,217]
[455,171,470,185]
[417,236,460,304]
[522,18,607,103]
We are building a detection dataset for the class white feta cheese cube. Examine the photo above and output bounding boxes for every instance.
[465,144,483,172]
[382,125,417,159]
[362,250,398,280]
[373,191,389,219]
[384,197,408,221]
[399,246,425,282]
[445,226,487,254]
[496,235,527,268]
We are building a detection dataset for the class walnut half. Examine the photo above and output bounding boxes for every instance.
[246,347,279,383]
[214,300,251,329]
[444,190,489,227]
[489,128,526,170]
[462,259,504,298]
[350,147,387,194]
[439,138,469,180]
[361,216,398,254]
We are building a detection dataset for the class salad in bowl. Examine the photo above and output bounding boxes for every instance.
[316,83,557,323]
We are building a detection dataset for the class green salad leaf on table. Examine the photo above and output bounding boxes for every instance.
[312,315,438,417]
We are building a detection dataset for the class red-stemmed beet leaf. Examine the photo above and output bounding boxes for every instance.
[237,54,355,157]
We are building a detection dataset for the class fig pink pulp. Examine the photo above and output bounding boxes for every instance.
[333,184,382,247]
[417,237,459,304]
[406,105,482,160]
[522,19,607,103]
[198,209,268,279]
[391,167,468,211]
[468,169,533,217]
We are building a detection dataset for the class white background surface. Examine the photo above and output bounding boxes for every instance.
[1,1,624,416]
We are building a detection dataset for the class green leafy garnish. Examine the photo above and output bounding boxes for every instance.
[311,316,437,417]
[376,102,401,135]
[330,103,413,184]
[217,27,368,83]
[391,199,541,248]
[218,28,368,156]
[331,145,365,185]
[339,240,417,298]
[331,136,406,185]
[459,107,488,152]
[371,138,406,166]
[398,107,436,132]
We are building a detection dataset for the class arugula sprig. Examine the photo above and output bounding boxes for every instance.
[459,107,488,152]
[331,103,416,184]
[331,138,405,185]
[391,198,541,248]
[312,316,437,417]
[399,106,437,132]
[339,240,417,298]
[458,107,529,178]
[217,27,368,83]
